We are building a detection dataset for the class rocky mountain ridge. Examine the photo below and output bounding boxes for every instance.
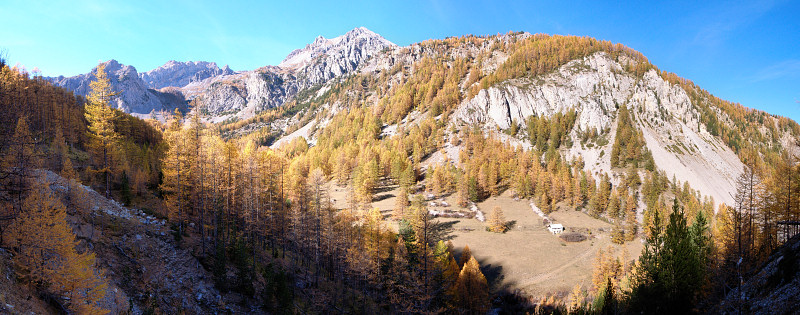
[47,59,186,116]
[189,27,396,120]
[48,27,395,121]
[280,27,396,85]
[140,60,235,89]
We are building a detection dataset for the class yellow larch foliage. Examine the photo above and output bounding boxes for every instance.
[7,181,108,313]
[455,256,489,314]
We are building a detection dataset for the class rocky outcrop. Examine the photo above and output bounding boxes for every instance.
[37,169,248,314]
[48,60,185,115]
[283,27,396,88]
[242,70,299,113]
[453,53,632,132]
[718,234,800,314]
[140,60,235,89]
[452,52,742,206]
[151,87,190,114]
[201,81,247,115]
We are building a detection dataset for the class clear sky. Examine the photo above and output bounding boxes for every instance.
[1,0,798,121]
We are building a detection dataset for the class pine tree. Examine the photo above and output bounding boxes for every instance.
[628,199,709,313]
[625,193,638,241]
[567,284,585,313]
[160,110,188,236]
[457,171,470,207]
[84,63,119,198]
[387,236,417,312]
[50,126,68,170]
[608,189,621,219]
[307,168,329,277]
[732,163,762,266]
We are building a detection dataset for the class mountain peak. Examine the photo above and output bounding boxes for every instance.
[345,26,374,36]
[278,27,395,70]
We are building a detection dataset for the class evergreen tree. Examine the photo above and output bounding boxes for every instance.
[394,186,409,219]
[459,245,472,269]
[627,199,710,314]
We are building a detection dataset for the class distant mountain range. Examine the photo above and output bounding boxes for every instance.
[47,27,394,117]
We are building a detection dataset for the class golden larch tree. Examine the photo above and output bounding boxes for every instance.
[2,117,40,218]
[6,181,108,313]
[455,256,489,314]
[487,205,508,233]
[84,63,119,198]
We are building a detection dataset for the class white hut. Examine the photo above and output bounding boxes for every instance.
[548,223,565,234]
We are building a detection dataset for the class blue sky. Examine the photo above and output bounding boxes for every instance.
[1,0,798,121]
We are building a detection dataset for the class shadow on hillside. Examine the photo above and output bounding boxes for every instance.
[375,184,396,194]
[373,193,394,202]
[452,247,538,313]
[506,220,518,230]
[436,220,457,241]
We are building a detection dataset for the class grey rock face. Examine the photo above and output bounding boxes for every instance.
[48,60,182,115]
[453,53,631,131]
[243,71,299,112]
[452,52,743,206]
[195,27,394,117]
[201,82,247,115]
[280,26,396,88]
[140,60,235,89]
[47,28,392,118]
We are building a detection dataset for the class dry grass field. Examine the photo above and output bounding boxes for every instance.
[330,183,643,298]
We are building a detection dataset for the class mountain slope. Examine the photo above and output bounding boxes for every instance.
[453,52,743,205]
[246,32,794,212]
[38,170,237,313]
[44,29,799,208]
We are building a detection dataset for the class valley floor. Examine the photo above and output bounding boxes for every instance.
[332,185,643,298]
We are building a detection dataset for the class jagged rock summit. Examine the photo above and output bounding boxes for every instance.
[140,60,235,89]
[48,59,185,115]
[279,26,396,71]
[188,27,396,119]
[48,27,394,120]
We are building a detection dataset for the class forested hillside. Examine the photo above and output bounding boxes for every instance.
[1,29,799,314]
